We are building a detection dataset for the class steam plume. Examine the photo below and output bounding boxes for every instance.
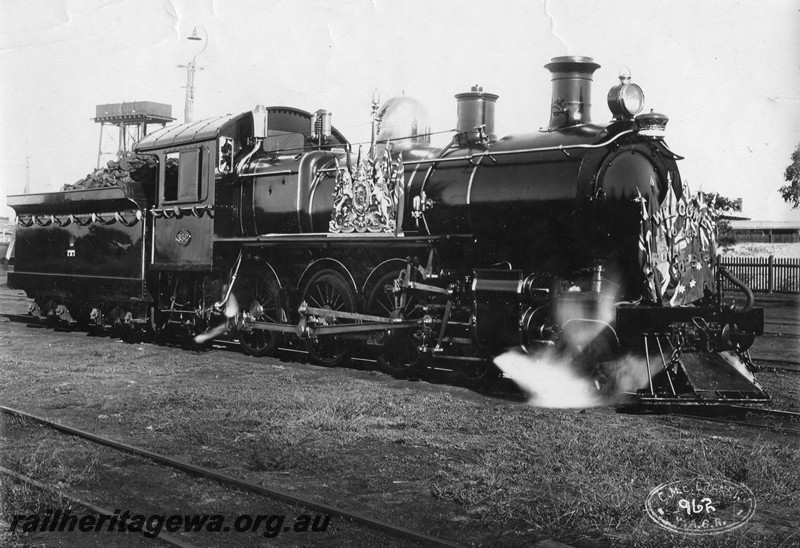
[495,283,650,408]
[495,348,650,409]
[495,348,602,408]
[193,293,239,345]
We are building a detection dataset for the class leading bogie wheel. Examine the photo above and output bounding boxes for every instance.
[454,359,500,387]
[557,323,620,399]
[301,269,357,367]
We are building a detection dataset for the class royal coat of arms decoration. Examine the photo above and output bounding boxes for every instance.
[638,183,717,306]
[329,146,404,234]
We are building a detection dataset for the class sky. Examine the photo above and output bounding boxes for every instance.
[1,0,799,222]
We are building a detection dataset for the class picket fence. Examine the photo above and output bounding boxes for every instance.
[717,255,800,293]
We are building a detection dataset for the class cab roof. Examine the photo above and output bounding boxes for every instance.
[134,112,246,152]
[133,106,349,152]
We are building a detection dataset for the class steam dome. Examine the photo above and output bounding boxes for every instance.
[376,96,430,151]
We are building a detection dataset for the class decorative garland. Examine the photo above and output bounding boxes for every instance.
[17,206,213,227]
[18,210,143,228]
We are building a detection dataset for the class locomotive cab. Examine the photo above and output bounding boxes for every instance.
[135,111,253,270]
[134,106,351,266]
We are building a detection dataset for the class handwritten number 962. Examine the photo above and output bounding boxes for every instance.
[678,497,715,515]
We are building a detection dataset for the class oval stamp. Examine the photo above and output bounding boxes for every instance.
[645,478,756,535]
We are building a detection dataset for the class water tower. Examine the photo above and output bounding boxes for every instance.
[94,101,174,167]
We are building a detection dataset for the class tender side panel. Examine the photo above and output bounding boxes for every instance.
[8,212,147,300]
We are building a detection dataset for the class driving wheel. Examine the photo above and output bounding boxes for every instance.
[301,269,357,367]
[234,264,283,357]
[366,270,423,378]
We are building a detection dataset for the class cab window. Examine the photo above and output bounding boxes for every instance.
[163,149,203,203]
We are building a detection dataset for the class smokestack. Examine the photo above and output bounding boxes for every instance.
[544,56,601,130]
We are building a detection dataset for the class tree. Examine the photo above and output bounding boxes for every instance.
[779,143,800,209]
[704,194,742,216]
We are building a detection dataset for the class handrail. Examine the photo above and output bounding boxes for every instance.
[400,129,636,167]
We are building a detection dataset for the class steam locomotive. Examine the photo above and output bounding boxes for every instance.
[8,56,768,403]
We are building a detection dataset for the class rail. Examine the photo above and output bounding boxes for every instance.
[665,405,800,436]
[717,255,800,293]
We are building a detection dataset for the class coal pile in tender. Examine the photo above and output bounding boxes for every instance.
[62,153,159,192]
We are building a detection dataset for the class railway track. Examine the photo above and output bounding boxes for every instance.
[751,357,800,373]
[2,309,796,404]
[3,311,799,363]
[765,320,800,328]
[0,312,36,323]
[0,405,463,547]
[0,312,527,399]
[667,404,800,435]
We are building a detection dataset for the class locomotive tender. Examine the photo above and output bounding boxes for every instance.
[8,56,768,403]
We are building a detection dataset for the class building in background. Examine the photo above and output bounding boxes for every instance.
[729,220,800,244]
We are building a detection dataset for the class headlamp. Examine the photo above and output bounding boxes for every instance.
[607,82,645,119]
[607,67,645,119]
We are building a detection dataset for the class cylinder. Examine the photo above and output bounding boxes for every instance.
[544,56,601,129]
[455,85,498,143]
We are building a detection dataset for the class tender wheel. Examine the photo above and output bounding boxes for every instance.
[234,264,283,357]
[120,322,141,344]
[301,269,357,367]
[366,270,423,378]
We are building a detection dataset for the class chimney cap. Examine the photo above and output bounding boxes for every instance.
[455,86,499,101]
[545,55,601,74]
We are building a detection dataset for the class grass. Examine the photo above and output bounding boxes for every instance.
[428,421,799,546]
[1,322,799,547]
